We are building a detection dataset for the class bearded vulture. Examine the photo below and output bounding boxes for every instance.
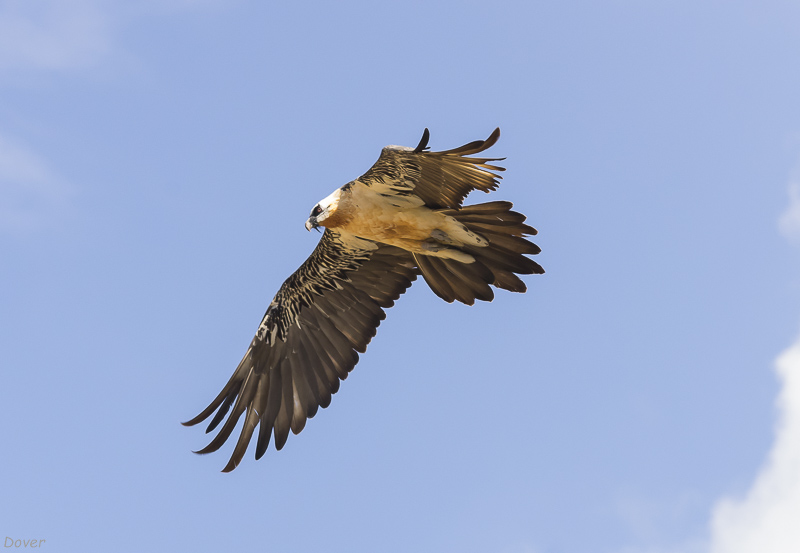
[183,128,544,471]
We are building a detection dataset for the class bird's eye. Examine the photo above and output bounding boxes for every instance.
[311,205,322,217]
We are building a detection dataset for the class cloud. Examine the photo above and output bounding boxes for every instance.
[611,491,709,553]
[619,170,800,553]
[615,339,800,553]
[704,169,800,553]
[708,338,800,553]
[778,181,800,243]
[0,1,228,230]
[614,540,708,553]
[0,1,112,75]
[0,132,73,232]
[0,0,226,80]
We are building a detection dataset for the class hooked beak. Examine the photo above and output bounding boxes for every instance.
[305,217,319,232]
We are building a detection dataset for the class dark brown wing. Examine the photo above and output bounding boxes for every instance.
[182,230,418,472]
[356,128,505,209]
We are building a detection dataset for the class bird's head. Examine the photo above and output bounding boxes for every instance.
[305,203,323,232]
[305,186,349,231]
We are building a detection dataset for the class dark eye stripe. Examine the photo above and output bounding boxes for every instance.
[312,205,322,216]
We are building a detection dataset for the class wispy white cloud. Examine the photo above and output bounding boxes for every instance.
[778,181,800,243]
[705,168,800,553]
[708,338,800,553]
[611,491,709,553]
[619,170,800,553]
[0,0,228,80]
[0,132,73,232]
[0,1,112,75]
[614,340,800,553]
[0,0,228,231]
[614,539,708,553]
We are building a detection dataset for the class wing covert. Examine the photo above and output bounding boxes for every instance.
[356,127,505,209]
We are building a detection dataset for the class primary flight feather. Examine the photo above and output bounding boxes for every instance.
[183,128,544,471]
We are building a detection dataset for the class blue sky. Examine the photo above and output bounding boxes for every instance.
[2,1,800,552]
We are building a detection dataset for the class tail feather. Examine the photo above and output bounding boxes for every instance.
[416,201,543,305]
[466,226,541,255]
[491,270,527,293]
[415,254,458,303]
[441,258,495,303]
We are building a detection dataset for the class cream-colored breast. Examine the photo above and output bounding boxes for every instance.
[320,183,486,257]
[338,184,442,244]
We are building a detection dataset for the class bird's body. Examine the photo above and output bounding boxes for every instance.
[184,128,544,471]
[314,181,486,260]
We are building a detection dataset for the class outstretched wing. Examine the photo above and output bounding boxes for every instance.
[356,128,505,210]
[183,230,418,472]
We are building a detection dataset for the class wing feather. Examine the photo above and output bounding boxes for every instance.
[293,330,330,408]
[357,128,505,209]
[302,307,355,379]
[290,362,313,434]
[315,294,367,352]
[184,229,419,470]
[273,366,294,450]
[299,321,340,388]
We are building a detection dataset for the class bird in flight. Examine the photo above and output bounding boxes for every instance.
[183,128,544,471]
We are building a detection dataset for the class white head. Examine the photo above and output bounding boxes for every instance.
[305,187,344,231]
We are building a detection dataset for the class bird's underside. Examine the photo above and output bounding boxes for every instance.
[183,127,544,471]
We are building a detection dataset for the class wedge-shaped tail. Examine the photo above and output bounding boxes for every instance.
[413,201,543,305]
